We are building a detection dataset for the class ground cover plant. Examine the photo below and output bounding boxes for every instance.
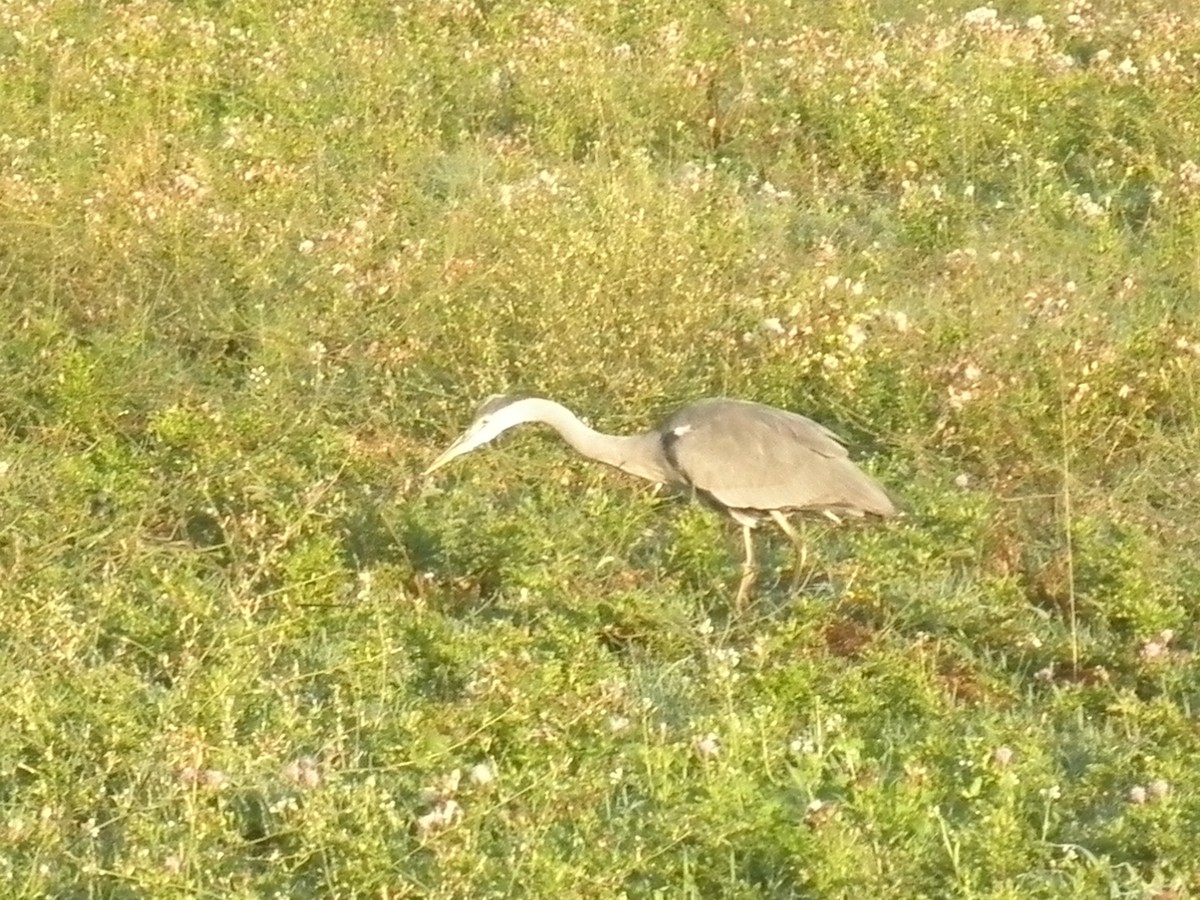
[3,0,1200,895]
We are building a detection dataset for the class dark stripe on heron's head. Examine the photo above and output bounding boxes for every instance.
[474,393,533,418]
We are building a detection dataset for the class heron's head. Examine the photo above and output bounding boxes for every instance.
[422,394,534,476]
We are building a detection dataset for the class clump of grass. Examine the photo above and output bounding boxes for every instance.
[3,0,1200,896]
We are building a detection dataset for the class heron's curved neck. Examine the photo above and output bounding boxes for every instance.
[519,398,670,484]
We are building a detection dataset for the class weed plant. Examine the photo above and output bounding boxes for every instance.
[2,0,1200,896]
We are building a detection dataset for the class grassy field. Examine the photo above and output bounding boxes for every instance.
[3,0,1200,895]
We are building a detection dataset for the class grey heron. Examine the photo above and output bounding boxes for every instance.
[424,395,897,605]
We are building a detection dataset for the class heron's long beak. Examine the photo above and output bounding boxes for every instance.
[422,434,470,476]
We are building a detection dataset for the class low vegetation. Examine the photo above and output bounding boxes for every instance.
[2,0,1199,895]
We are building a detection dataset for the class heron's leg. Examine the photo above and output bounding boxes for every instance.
[734,524,757,608]
[769,511,808,591]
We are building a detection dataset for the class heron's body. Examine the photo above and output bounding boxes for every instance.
[655,399,895,524]
[424,395,897,604]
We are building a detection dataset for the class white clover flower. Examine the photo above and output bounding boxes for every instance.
[844,322,868,352]
[694,733,720,760]
[281,757,322,789]
[963,6,998,26]
[417,799,462,834]
[789,736,816,755]
[468,762,495,787]
[1139,629,1175,663]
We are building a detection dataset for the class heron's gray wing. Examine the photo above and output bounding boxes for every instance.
[661,399,895,517]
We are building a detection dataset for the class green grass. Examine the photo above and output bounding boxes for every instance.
[3,0,1200,895]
